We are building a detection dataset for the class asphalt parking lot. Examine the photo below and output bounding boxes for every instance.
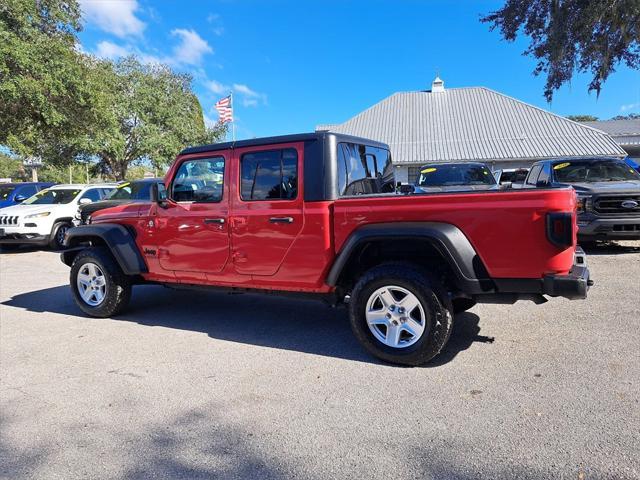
[1,243,639,480]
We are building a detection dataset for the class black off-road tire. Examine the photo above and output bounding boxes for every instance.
[70,247,132,317]
[49,221,72,250]
[349,263,453,366]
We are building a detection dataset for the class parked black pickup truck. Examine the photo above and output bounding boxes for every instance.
[523,157,640,240]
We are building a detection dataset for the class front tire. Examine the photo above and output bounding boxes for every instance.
[49,221,72,250]
[349,264,453,366]
[70,247,132,317]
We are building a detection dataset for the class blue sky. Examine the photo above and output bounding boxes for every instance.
[78,0,640,141]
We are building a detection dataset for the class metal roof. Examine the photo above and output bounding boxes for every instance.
[317,87,626,164]
[582,119,640,146]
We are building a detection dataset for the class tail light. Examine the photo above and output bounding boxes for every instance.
[546,212,573,248]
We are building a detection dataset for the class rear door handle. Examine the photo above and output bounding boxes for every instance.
[204,218,225,224]
[269,217,293,224]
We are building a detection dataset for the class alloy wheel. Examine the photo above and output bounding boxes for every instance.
[365,285,426,348]
[76,262,107,306]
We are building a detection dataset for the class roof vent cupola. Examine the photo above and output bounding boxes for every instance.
[431,76,445,93]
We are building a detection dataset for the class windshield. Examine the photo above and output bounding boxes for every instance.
[108,181,155,200]
[0,186,16,200]
[23,188,80,205]
[552,160,640,183]
[418,164,496,187]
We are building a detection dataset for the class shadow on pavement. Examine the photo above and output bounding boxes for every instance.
[2,284,491,367]
[580,240,640,255]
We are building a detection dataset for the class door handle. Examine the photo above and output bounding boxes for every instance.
[204,218,225,224]
[269,217,294,224]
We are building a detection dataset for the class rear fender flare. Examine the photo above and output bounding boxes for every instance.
[326,222,493,294]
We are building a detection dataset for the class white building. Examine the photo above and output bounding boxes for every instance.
[317,78,625,183]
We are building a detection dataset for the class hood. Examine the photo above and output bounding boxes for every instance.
[563,180,640,194]
[415,184,499,193]
[0,204,55,217]
[78,199,134,216]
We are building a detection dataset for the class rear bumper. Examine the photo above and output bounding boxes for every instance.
[542,264,591,299]
[486,247,592,301]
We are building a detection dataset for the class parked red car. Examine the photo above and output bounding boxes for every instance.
[61,132,591,365]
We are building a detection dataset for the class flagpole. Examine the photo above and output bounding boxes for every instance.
[230,92,236,142]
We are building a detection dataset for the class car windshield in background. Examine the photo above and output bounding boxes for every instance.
[418,164,496,187]
[0,186,16,200]
[108,181,155,200]
[23,189,80,205]
[552,161,640,183]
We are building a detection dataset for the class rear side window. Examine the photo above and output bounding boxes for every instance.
[17,185,38,197]
[526,165,542,185]
[172,157,225,202]
[338,143,395,196]
[240,149,298,201]
[80,189,102,202]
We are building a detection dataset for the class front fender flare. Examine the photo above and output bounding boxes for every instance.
[61,223,147,275]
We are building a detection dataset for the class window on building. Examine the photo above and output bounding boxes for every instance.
[240,149,298,201]
[337,143,394,196]
[172,157,225,202]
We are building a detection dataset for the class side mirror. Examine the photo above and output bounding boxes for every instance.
[79,197,92,205]
[151,182,169,207]
[14,195,27,203]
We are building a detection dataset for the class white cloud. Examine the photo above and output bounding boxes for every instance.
[79,0,145,38]
[233,83,267,107]
[171,29,213,66]
[242,98,259,107]
[95,40,131,59]
[233,83,259,97]
[206,14,224,36]
[206,80,230,95]
[621,102,640,112]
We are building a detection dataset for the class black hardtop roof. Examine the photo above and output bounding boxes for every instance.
[179,131,389,156]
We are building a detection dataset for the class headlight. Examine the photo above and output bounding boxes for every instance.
[576,195,591,212]
[25,211,51,219]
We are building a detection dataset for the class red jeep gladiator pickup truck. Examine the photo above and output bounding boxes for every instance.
[61,132,591,365]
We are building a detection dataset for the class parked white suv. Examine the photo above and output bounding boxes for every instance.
[0,184,117,250]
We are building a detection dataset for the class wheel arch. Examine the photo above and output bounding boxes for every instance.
[326,222,494,295]
[61,224,147,275]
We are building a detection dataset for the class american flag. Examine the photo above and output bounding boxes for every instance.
[214,95,233,123]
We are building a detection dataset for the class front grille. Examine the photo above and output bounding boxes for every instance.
[0,215,19,225]
[593,194,640,215]
[613,224,640,232]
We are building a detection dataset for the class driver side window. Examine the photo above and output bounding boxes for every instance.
[172,157,225,203]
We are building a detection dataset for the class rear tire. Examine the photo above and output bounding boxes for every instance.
[70,247,132,317]
[49,221,72,250]
[349,263,453,366]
